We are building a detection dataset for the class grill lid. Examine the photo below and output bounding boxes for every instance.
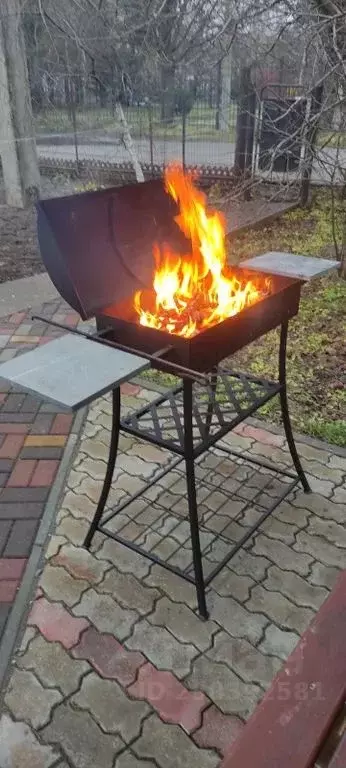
[37,178,188,320]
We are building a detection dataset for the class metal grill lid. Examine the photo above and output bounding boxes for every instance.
[37,178,187,320]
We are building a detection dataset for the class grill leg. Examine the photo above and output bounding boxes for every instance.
[183,379,208,619]
[279,321,311,493]
[84,387,121,549]
[205,367,218,438]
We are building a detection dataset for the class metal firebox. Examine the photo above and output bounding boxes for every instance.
[33,178,314,618]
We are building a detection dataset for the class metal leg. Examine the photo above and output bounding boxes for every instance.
[84,387,121,549]
[183,379,208,619]
[279,322,311,493]
[205,367,218,438]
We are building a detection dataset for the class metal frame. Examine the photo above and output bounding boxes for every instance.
[78,319,311,619]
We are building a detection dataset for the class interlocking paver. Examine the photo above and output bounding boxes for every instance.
[52,543,108,583]
[40,564,87,607]
[42,703,124,768]
[193,705,244,757]
[126,619,198,678]
[96,538,151,577]
[28,597,89,648]
[294,530,346,568]
[209,593,268,644]
[0,714,58,768]
[97,568,159,615]
[5,668,62,729]
[212,568,255,602]
[133,713,219,768]
[258,623,299,661]
[18,634,89,695]
[73,672,150,741]
[144,565,198,609]
[264,565,328,610]
[228,549,270,581]
[115,752,157,768]
[306,516,346,548]
[149,597,218,652]
[252,533,313,575]
[246,585,315,634]
[186,655,262,718]
[73,588,137,640]
[309,562,341,590]
[59,489,96,521]
[72,625,145,685]
[128,662,208,731]
[208,631,281,688]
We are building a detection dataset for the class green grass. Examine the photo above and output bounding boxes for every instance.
[140,192,346,447]
[35,103,236,142]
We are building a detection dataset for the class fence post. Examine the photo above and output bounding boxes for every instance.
[70,82,80,172]
[234,67,251,175]
[300,84,323,207]
[148,103,154,172]
[243,91,256,200]
[182,108,187,170]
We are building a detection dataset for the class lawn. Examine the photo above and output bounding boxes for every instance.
[140,193,346,447]
[35,103,237,142]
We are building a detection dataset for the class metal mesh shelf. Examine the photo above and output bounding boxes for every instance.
[121,367,281,456]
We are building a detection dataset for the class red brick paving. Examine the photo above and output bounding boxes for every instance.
[0,300,78,643]
[28,597,89,647]
[72,626,145,686]
[128,662,209,733]
[192,705,245,756]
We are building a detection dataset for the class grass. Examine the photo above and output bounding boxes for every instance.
[140,192,346,447]
[35,103,236,142]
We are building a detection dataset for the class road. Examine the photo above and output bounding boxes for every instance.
[37,138,346,183]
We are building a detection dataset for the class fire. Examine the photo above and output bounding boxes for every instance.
[134,165,272,338]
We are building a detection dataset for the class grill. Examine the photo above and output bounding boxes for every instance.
[34,176,312,618]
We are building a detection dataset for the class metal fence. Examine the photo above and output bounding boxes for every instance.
[34,99,238,171]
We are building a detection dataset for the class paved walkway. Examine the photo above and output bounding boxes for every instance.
[0,370,345,767]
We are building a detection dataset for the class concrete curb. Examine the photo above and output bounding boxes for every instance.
[0,407,87,693]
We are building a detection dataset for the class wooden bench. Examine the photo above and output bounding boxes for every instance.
[221,570,346,768]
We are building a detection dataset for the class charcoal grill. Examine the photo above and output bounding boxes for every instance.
[32,178,314,617]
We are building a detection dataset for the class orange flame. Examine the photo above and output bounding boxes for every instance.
[134,164,272,338]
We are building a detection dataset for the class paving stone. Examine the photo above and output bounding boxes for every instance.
[264,565,328,610]
[133,713,219,768]
[291,492,344,523]
[30,459,58,487]
[0,714,58,768]
[18,626,36,654]
[115,751,157,768]
[228,549,270,581]
[307,516,346,548]
[305,461,343,484]
[128,661,208,732]
[305,474,334,497]
[73,588,137,640]
[45,535,66,559]
[98,568,159,615]
[52,543,108,583]
[78,438,110,462]
[73,672,150,742]
[193,705,244,757]
[126,620,198,678]
[18,634,89,695]
[72,626,145,686]
[210,569,255,602]
[5,668,62,729]
[3,518,39,557]
[332,487,346,505]
[309,562,341,590]
[0,579,19,601]
[42,703,124,768]
[186,655,262,718]
[149,597,218,652]
[28,597,89,648]
[328,454,346,471]
[273,500,310,528]
[295,442,331,464]
[208,593,268,644]
[128,442,170,463]
[261,517,297,545]
[145,565,198,609]
[294,531,346,568]
[40,564,87,607]
[252,533,313,575]
[59,490,96,522]
[246,585,315,634]
[258,623,299,661]
[96,539,151,577]
[208,631,281,688]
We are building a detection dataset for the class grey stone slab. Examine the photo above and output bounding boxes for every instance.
[0,334,149,410]
[240,252,340,280]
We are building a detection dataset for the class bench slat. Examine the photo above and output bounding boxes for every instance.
[221,571,346,768]
[329,730,346,768]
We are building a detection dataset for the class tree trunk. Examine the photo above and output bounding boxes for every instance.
[215,59,222,130]
[160,63,176,122]
[0,0,40,207]
[220,53,232,131]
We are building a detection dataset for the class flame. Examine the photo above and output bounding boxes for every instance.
[134,164,272,338]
